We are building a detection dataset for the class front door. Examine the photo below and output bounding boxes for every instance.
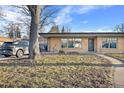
[88,38,94,51]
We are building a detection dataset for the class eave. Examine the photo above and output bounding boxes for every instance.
[39,32,124,38]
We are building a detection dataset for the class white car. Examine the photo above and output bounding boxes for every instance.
[1,40,29,58]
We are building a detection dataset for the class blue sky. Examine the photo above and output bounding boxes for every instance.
[1,5,124,35]
[53,5,124,32]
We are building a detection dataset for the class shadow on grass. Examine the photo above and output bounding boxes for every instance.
[0,61,118,67]
[0,57,123,67]
[38,62,113,67]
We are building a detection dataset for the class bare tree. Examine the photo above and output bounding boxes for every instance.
[12,5,31,37]
[16,25,21,38]
[11,5,58,59]
[40,6,58,30]
[27,5,41,59]
[61,26,65,33]
[0,7,5,20]
[3,23,21,40]
[114,23,124,32]
[61,26,71,33]
[14,5,58,34]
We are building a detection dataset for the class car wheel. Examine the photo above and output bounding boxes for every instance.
[4,55,11,57]
[16,50,24,58]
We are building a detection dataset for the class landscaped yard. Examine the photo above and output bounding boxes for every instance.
[0,54,113,88]
[106,53,124,61]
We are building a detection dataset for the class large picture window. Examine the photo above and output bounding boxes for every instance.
[102,38,117,48]
[61,38,82,48]
[61,39,68,48]
[68,39,75,48]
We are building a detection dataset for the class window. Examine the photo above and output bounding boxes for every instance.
[102,38,117,48]
[61,38,82,48]
[74,39,82,48]
[61,39,68,48]
[68,39,75,48]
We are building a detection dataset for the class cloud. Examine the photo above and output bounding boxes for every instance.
[1,6,29,23]
[54,6,72,25]
[4,10,20,22]
[74,6,99,14]
[0,6,31,36]
[54,5,95,25]
[54,5,112,25]
[74,5,112,14]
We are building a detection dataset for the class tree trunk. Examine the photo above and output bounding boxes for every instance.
[29,6,41,59]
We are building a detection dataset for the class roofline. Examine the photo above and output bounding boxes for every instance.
[39,32,124,34]
[39,32,124,37]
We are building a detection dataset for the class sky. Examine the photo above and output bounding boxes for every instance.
[53,5,124,32]
[0,5,124,36]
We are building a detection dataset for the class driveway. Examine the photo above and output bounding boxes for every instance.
[95,53,124,88]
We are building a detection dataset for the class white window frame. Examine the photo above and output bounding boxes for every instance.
[101,37,118,49]
[61,38,82,48]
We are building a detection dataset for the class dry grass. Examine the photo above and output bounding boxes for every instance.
[0,54,113,88]
[36,54,111,64]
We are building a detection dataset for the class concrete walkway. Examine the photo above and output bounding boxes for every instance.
[95,53,124,88]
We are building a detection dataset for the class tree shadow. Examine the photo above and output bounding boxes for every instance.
[38,62,113,67]
[0,61,120,67]
[0,57,123,67]
[37,62,124,67]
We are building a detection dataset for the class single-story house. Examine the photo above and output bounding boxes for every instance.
[39,26,124,53]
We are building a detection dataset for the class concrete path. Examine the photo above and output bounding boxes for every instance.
[95,53,124,88]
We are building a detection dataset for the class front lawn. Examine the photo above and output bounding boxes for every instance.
[0,54,113,88]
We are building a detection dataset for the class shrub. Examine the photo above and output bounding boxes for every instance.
[58,50,65,54]
[67,51,80,55]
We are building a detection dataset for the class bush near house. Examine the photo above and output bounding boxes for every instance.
[0,55,113,88]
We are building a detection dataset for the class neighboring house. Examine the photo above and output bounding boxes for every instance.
[0,36,13,46]
[23,34,47,45]
[39,26,124,53]
[0,37,22,46]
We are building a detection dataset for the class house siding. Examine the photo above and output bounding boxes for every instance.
[48,37,89,53]
[59,37,88,53]
[97,36,124,53]
[47,36,124,53]
[94,37,97,52]
[47,37,61,52]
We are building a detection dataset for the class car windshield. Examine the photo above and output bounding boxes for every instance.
[12,41,19,45]
[2,42,13,46]
[13,41,29,46]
